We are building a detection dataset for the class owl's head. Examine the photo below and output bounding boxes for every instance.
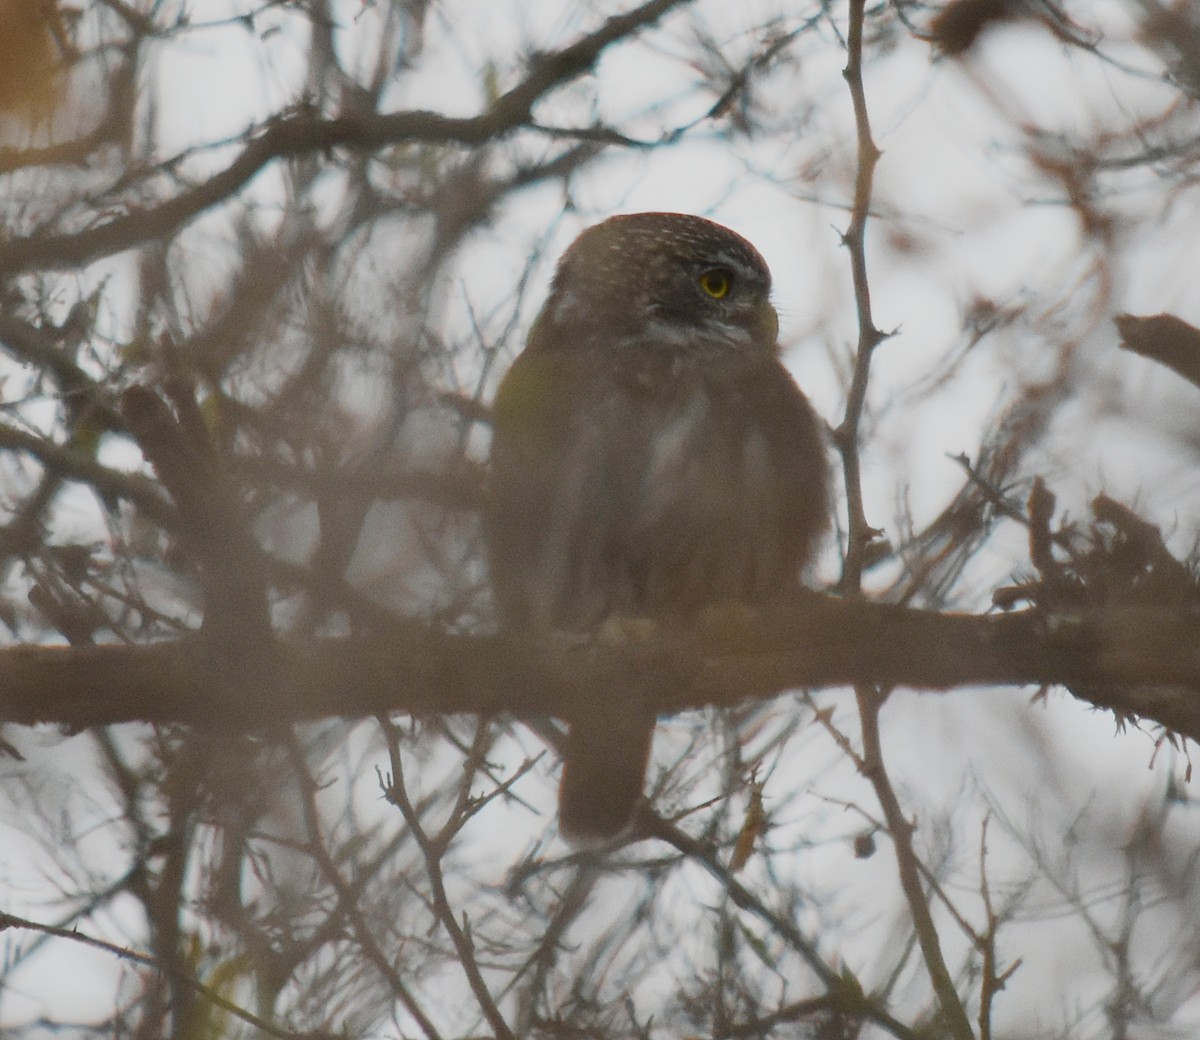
[534,212,779,352]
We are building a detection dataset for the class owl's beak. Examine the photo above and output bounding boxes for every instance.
[754,299,780,349]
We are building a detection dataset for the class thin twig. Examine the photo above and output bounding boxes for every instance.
[380,719,518,1040]
[837,4,974,1037]
[834,0,888,594]
[284,736,445,1040]
[0,0,698,277]
[977,815,1019,1040]
[642,811,920,1039]
[0,911,296,1038]
[854,684,975,1039]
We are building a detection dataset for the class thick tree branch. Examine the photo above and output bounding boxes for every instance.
[2,594,1198,738]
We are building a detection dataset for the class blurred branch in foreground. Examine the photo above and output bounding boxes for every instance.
[3,577,1199,738]
[1115,312,1200,393]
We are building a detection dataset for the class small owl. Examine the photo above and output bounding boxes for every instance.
[486,212,828,839]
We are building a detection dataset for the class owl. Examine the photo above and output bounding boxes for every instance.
[485,212,829,839]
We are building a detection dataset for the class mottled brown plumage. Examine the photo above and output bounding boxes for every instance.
[486,212,828,839]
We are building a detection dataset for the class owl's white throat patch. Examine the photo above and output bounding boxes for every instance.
[641,315,754,350]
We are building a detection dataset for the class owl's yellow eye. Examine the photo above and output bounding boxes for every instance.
[698,268,732,299]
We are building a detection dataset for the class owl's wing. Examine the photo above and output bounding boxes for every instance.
[731,354,830,573]
[487,345,829,629]
[486,348,636,632]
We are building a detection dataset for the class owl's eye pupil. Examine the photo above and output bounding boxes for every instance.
[699,268,732,299]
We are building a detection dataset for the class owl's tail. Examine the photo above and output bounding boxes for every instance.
[558,709,656,841]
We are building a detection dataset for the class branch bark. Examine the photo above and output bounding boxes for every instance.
[2,594,1198,738]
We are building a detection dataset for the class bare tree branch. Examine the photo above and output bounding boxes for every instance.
[0,0,696,277]
[0,911,298,1039]
[1115,312,1200,393]
[839,4,973,1035]
[1,593,1198,738]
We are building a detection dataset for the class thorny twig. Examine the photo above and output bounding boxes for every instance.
[836,4,975,1037]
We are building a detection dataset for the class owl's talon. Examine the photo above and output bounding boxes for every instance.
[597,615,659,645]
[695,600,760,642]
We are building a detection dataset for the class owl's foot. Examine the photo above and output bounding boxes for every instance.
[695,599,760,645]
[596,614,659,645]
